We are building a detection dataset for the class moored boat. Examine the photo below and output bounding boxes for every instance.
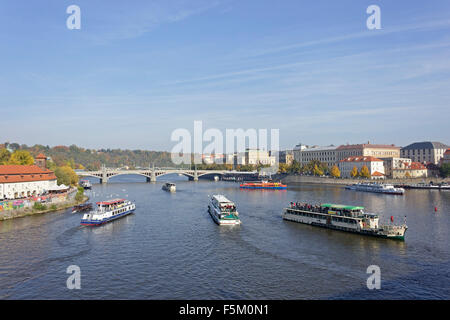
[240,180,287,190]
[80,199,136,226]
[162,182,176,192]
[72,203,93,213]
[208,195,241,225]
[282,202,407,240]
[345,183,404,195]
[79,180,92,190]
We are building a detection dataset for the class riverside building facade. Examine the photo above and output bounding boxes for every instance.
[0,154,58,200]
[400,141,449,165]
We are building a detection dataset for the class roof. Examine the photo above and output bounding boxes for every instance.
[36,153,47,159]
[401,141,449,150]
[340,156,383,162]
[372,171,385,176]
[212,194,234,204]
[444,149,450,155]
[96,199,126,205]
[321,204,365,210]
[303,145,337,152]
[0,165,57,183]
[337,144,399,150]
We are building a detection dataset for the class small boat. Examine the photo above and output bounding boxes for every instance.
[72,203,93,213]
[208,195,241,225]
[162,182,176,192]
[79,180,92,190]
[283,202,407,240]
[80,199,136,226]
[345,183,404,195]
[240,180,287,190]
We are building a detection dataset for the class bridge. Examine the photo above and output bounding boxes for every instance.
[76,167,258,184]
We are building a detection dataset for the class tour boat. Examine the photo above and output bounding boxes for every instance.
[79,180,92,190]
[345,183,405,195]
[239,180,287,190]
[72,203,93,213]
[80,199,136,226]
[162,182,176,192]
[283,202,407,240]
[208,195,241,225]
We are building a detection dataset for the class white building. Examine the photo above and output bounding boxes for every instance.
[294,144,337,168]
[440,149,450,165]
[338,156,385,179]
[401,141,449,165]
[0,164,58,200]
[243,149,276,166]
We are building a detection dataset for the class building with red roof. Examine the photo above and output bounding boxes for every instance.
[392,161,427,179]
[0,154,58,200]
[338,156,385,179]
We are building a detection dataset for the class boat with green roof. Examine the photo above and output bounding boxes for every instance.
[282,202,407,240]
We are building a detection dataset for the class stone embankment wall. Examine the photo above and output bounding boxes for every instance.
[0,188,78,221]
[277,174,450,186]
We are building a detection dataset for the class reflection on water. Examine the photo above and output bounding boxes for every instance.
[0,175,449,299]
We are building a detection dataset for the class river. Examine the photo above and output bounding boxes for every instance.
[0,175,449,299]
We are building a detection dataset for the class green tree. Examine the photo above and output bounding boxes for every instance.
[8,150,34,165]
[55,166,79,186]
[440,163,450,178]
[350,166,359,178]
[0,148,11,164]
[330,165,340,178]
[75,186,85,202]
[359,165,371,179]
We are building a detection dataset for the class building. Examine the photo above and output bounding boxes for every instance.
[0,154,58,200]
[294,144,337,168]
[338,156,385,179]
[202,154,225,165]
[380,157,412,178]
[279,150,294,165]
[400,141,449,165]
[244,149,276,166]
[336,143,400,162]
[441,149,450,165]
[392,161,427,179]
[293,143,307,163]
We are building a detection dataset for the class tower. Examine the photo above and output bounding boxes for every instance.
[35,153,47,170]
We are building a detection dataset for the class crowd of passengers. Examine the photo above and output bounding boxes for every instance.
[289,202,329,213]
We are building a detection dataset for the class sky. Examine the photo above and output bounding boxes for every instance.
[0,0,449,151]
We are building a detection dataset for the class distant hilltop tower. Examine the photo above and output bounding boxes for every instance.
[35,153,47,170]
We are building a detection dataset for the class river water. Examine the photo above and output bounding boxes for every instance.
[0,175,449,299]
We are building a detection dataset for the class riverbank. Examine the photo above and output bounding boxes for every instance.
[0,192,89,221]
[278,174,450,186]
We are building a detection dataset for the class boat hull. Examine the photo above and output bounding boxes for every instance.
[81,208,135,226]
[240,186,287,190]
[282,210,406,240]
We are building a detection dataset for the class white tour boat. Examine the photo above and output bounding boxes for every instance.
[80,199,136,226]
[283,202,407,240]
[345,183,405,195]
[162,182,176,192]
[208,195,241,225]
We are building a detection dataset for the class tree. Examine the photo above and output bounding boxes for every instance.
[313,164,324,176]
[0,148,11,164]
[330,165,340,178]
[359,165,371,179]
[350,166,359,178]
[440,163,450,178]
[55,166,79,186]
[8,150,34,165]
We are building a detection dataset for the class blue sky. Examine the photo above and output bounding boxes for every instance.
[1,0,449,150]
